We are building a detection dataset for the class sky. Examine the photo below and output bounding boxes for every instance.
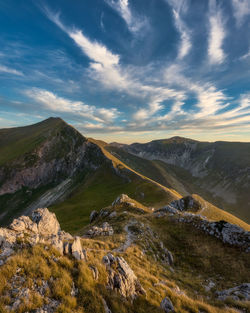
[0,0,250,143]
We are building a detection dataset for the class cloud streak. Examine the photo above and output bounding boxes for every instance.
[0,65,23,76]
[208,0,227,65]
[25,88,119,124]
[105,0,147,33]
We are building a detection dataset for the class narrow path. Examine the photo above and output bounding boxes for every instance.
[113,219,137,253]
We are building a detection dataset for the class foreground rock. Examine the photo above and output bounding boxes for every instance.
[216,283,250,301]
[103,253,146,299]
[0,208,88,263]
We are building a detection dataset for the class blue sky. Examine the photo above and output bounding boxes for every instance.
[0,0,250,143]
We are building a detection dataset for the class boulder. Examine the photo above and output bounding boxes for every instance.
[160,297,175,312]
[216,283,250,301]
[71,236,87,261]
[31,208,60,236]
[103,253,145,298]
[90,210,99,223]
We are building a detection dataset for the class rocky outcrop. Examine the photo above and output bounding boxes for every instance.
[158,196,202,214]
[102,253,146,299]
[160,297,175,312]
[86,222,114,237]
[112,194,136,207]
[0,208,90,264]
[155,206,250,251]
[216,283,250,301]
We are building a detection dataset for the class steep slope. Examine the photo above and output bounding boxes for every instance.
[0,196,249,313]
[0,119,180,230]
[0,118,109,225]
[117,137,250,223]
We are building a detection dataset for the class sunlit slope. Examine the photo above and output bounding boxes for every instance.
[105,144,250,231]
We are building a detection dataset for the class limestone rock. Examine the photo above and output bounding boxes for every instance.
[112,194,135,207]
[87,222,114,237]
[216,283,250,301]
[31,208,60,236]
[10,216,38,233]
[103,253,145,299]
[160,297,175,312]
[71,236,87,261]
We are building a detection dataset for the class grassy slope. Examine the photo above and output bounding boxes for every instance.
[105,146,250,231]
[0,117,66,166]
[51,163,179,234]
[1,200,249,313]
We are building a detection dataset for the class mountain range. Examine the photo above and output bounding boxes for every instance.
[0,117,249,313]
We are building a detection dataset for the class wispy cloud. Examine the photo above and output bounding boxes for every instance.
[231,0,250,27]
[208,0,227,65]
[166,0,191,59]
[0,65,23,76]
[25,88,119,124]
[105,0,147,33]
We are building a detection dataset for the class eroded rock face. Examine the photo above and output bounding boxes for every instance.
[216,283,250,301]
[31,208,60,236]
[159,196,202,213]
[0,208,84,264]
[86,222,114,237]
[102,253,145,299]
[160,297,175,312]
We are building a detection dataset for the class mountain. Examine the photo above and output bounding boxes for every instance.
[109,137,250,223]
[0,194,249,312]
[0,118,180,230]
[0,118,249,313]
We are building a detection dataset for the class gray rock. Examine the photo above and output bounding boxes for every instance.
[160,297,175,312]
[103,253,145,298]
[112,194,135,207]
[71,236,87,261]
[90,210,99,223]
[89,265,99,280]
[31,208,60,236]
[216,283,250,301]
[87,222,114,237]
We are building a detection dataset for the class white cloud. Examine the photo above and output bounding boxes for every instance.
[0,65,23,76]
[231,0,250,27]
[105,0,147,33]
[166,0,191,59]
[208,0,227,65]
[25,88,119,124]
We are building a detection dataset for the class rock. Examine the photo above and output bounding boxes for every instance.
[112,194,135,207]
[103,253,145,299]
[102,297,112,313]
[90,210,99,223]
[169,196,202,212]
[86,222,114,237]
[216,283,250,301]
[160,297,175,312]
[31,208,60,236]
[50,237,64,254]
[10,216,38,233]
[109,211,117,218]
[71,236,87,261]
[89,265,99,280]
